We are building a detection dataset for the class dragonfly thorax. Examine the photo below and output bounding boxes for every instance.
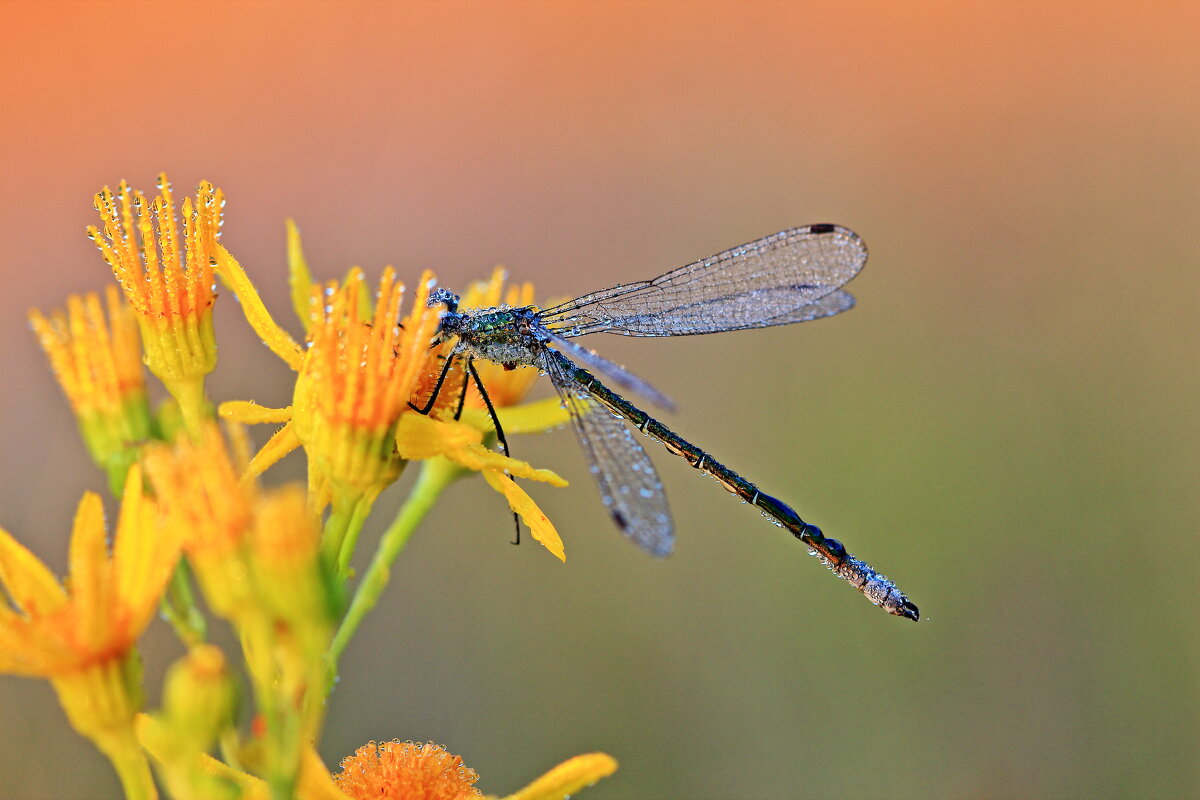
[440,305,547,368]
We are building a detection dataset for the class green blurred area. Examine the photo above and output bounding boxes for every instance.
[1,2,1197,798]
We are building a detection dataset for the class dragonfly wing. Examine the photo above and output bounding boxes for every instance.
[538,225,865,337]
[764,289,856,325]
[541,329,676,412]
[540,349,674,556]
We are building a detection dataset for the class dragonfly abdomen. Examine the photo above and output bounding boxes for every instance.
[565,359,919,621]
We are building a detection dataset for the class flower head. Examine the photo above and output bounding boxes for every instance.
[292,267,442,503]
[89,174,222,434]
[28,285,153,490]
[216,230,569,561]
[0,463,177,678]
[335,740,481,800]
[332,740,617,800]
[142,424,254,568]
[0,464,178,798]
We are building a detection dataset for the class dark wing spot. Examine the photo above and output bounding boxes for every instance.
[808,223,836,234]
[612,511,629,530]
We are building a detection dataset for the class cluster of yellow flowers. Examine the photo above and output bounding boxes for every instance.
[6,176,616,799]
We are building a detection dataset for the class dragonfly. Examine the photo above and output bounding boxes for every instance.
[419,224,918,621]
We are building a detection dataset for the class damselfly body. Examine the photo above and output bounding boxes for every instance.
[420,224,918,621]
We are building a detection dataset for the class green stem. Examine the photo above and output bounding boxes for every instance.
[161,559,207,647]
[322,490,376,581]
[335,494,376,578]
[104,733,159,800]
[325,458,461,691]
[322,496,355,572]
[171,376,210,442]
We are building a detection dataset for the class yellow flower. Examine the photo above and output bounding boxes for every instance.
[334,740,481,800]
[0,462,177,677]
[332,740,617,800]
[89,174,222,435]
[0,463,179,799]
[141,424,336,642]
[28,285,154,492]
[142,425,254,579]
[143,427,337,797]
[292,267,441,506]
[214,230,568,562]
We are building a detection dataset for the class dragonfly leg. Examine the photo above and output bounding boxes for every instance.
[409,352,458,415]
[466,359,522,546]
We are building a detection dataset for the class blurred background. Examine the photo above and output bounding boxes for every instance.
[1,2,1196,798]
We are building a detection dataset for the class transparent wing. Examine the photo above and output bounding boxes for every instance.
[540,350,674,556]
[542,328,676,412]
[537,225,865,337]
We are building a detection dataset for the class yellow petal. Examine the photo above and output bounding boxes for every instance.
[496,397,571,433]
[0,527,67,616]
[219,400,294,425]
[395,413,482,460]
[137,712,272,800]
[497,752,618,800]
[286,219,316,334]
[461,396,571,435]
[112,464,178,632]
[213,243,305,371]
[452,443,567,487]
[482,471,565,561]
[67,491,114,650]
[0,615,59,676]
[298,745,350,800]
[244,421,303,482]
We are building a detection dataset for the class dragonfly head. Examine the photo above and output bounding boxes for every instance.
[427,288,470,345]
[427,288,460,313]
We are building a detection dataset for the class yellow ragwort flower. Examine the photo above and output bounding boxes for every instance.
[0,463,179,799]
[216,231,568,560]
[89,174,222,435]
[292,267,441,504]
[28,285,153,491]
[334,740,482,800]
[332,740,617,800]
[142,425,253,567]
[0,462,177,677]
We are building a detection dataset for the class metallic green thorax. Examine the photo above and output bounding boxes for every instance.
[440,306,546,368]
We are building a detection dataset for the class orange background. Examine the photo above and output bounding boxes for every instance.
[2,2,1197,798]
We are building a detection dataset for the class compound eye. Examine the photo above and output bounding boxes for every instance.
[428,288,460,312]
